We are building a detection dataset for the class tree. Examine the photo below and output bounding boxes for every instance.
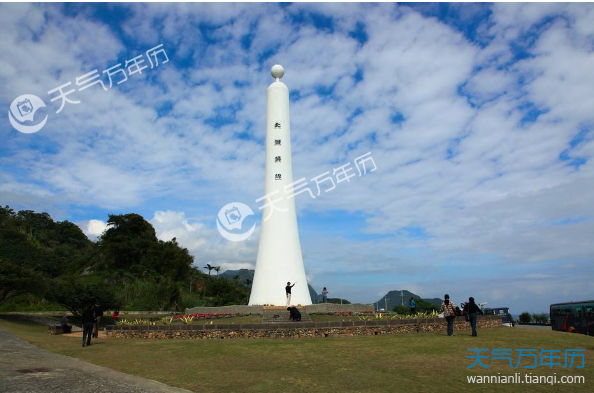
[0,208,92,277]
[392,298,438,314]
[99,213,157,273]
[214,266,221,277]
[146,237,193,281]
[414,298,439,313]
[98,214,192,282]
[532,313,548,324]
[519,312,532,324]
[393,305,410,314]
[45,277,121,317]
[201,274,250,306]
[0,259,45,305]
[244,278,252,287]
[204,263,214,276]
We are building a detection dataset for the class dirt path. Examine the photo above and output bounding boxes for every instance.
[0,328,193,393]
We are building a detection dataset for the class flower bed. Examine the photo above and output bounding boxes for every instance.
[330,311,374,316]
[171,313,236,320]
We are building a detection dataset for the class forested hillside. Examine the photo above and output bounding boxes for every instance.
[0,206,249,315]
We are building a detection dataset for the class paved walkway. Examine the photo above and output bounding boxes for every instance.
[0,328,192,393]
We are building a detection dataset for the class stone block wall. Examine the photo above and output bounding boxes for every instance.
[184,305,264,315]
[304,303,375,313]
[184,303,374,315]
[107,315,502,340]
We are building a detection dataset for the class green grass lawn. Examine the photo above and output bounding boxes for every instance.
[1,317,592,393]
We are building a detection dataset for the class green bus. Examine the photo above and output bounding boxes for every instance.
[550,300,594,336]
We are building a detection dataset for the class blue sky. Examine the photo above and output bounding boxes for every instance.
[2,3,594,313]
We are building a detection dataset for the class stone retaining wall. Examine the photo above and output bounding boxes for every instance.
[184,303,374,315]
[303,303,374,313]
[185,305,264,315]
[107,316,502,339]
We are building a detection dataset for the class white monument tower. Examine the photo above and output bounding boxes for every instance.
[249,64,311,306]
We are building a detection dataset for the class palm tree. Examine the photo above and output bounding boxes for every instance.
[214,266,221,277]
[245,278,252,287]
[204,263,213,276]
[232,274,240,282]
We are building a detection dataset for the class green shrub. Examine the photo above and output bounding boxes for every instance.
[531,313,549,324]
[519,312,532,324]
[116,279,181,311]
[180,316,194,325]
[393,305,410,314]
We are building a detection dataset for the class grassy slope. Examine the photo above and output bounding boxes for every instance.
[0,318,592,393]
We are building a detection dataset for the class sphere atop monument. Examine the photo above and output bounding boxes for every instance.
[271,64,285,79]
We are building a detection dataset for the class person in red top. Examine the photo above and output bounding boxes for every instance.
[112,310,119,324]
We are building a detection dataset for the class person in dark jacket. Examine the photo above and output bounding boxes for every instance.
[467,297,484,336]
[287,306,301,321]
[82,305,96,347]
[92,301,103,338]
[285,282,296,306]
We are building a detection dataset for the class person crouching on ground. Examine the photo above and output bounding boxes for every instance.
[441,294,457,336]
[467,297,483,336]
[287,306,302,321]
[60,313,72,334]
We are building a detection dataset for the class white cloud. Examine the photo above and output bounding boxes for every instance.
[3,3,594,312]
[149,210,259,272]
[81,219,108,240]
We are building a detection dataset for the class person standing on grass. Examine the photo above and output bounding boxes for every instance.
[82,305,96,347]
[441,294,457,336]
[467,297,483,337]
[112,310,119,324]
[321,287,329,303]
[285,282,296,306]
[409,297,416,315]
[92,300,103,338]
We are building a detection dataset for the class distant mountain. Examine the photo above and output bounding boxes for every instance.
[326,298,351,304]
[422,297,443,307]
[220,269,320,304]
[375,290,442,311]
[309,285,319,304]
[219,269,254,284]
